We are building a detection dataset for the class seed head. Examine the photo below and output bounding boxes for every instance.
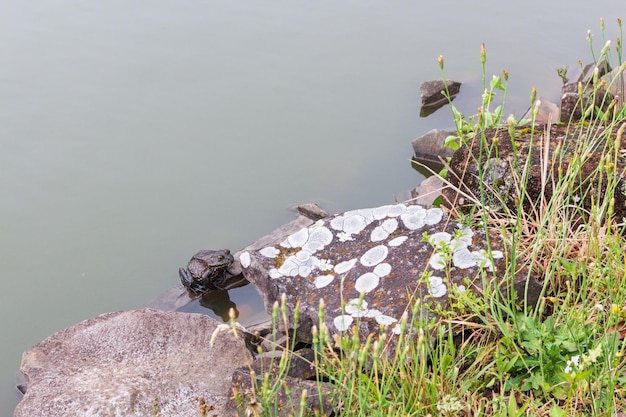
[600,40,611,57]
[438,55,444,70]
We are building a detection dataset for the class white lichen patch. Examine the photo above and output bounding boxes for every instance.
[355,272,380,293]
[452,226,474,249]
[240,251,251,268]
[345,299,369,317]
[428,276,447,298]
[370,218,398,242]
[373,262,391,277]
[351,208,376,223]
[428,231,452,249]
[400,206,427,230]
[317,258,334,271]
[277,253,320,278]
[373,204,406,219]
[334,258,357,274]
[429,253,447,270]
[337,232,354,242]
[473,249,503,270]
[360,245,388,266]
[269,268,282,279]
[314,274,335,288]
[374,314,398,325]
[301,226,333,253]
[331,213,368,235]
[259,247,279,258]
[285,227,309,248]
[388,236,408,247]
[424,207,444,225]
[333,314,353,332]
[452,248,477,269]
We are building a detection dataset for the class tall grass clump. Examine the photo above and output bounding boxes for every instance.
[234,19,626,416]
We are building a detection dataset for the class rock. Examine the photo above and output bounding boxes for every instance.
[230,348,336,416]
[441,123,626,223]
[15,309,252,417]
[559,59,614,123]
[411,128,457,165]
[520,97,560,124]
[410,175,445,206]
[239,202,531,352]
[420,80,461,116]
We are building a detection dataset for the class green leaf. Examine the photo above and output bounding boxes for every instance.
[506,393,518,417]
[549,405,565,417]
[491,74,505,91]
[444,135,460,151]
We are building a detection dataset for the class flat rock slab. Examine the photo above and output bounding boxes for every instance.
[15,308,252,417]
[239,203,519,351]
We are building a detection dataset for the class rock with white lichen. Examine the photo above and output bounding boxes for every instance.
[239,203,533,350]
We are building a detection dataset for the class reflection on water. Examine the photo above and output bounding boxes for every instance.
[2,1,624,414]
[176,283,270,326]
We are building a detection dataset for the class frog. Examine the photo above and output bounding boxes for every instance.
[179,249,234,294]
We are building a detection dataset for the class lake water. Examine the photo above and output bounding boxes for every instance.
[1,1,623,413]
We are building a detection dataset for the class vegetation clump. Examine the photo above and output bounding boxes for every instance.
[233,19,626,416]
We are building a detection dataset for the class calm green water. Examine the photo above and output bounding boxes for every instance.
[1,1,623,413]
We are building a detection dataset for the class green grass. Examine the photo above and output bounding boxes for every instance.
[232,18,626,416]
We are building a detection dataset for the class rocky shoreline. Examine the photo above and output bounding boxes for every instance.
[13,60,626,416]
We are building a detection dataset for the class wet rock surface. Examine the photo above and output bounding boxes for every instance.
[15,309,251,417]
[239,202,526,351]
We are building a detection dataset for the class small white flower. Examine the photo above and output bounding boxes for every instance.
[565,355,580,374]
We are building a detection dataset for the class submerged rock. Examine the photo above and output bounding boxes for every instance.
[15,309,251,417]
[239,202,529,351]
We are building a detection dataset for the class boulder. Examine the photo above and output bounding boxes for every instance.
[559,58,614,123]
[441,123,626,223]
[520,97,560,124]
[231,348,336,416]
[420,80,461,116]
[410,175,445,206]
[239,202,532,352]
[411,128,457,165]
[15,309,252,417]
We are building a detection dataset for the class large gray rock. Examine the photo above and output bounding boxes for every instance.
[441,123,626,224]
[239,203,529,351]
[15,309,252,417]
